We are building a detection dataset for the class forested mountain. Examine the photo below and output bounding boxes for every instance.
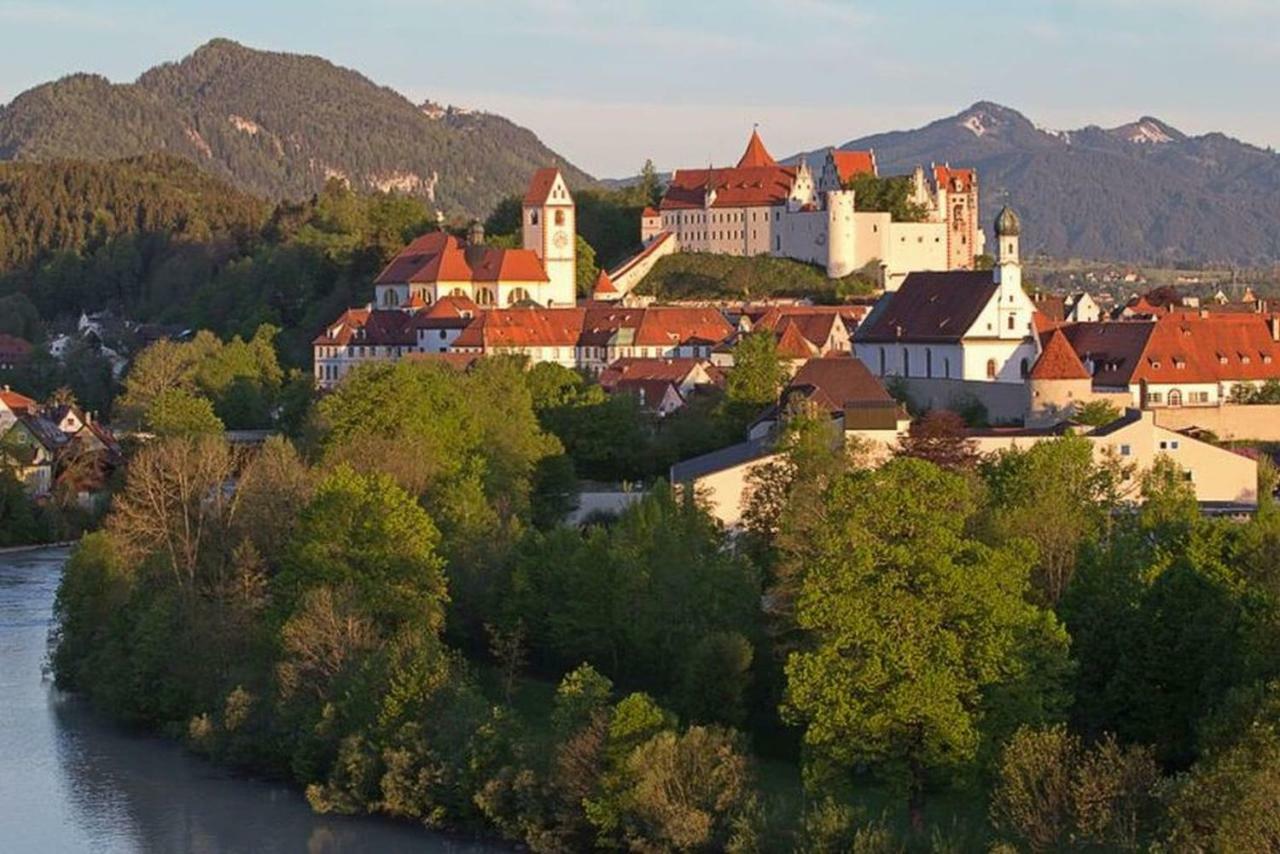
[797,102,1280,265]
[0,39,596,216]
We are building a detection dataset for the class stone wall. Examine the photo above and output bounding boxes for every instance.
[1152,404,1280,442]
[897,377,1030,425]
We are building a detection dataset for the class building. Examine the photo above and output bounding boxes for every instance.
[854,207,1039,384]
[1057,313,1280,409]
[0,334,32,371]
[969,409,1258,510]
[372,168,577,310]
[598,358,724,397]
[645,130,983,291]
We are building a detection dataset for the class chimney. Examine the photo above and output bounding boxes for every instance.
[468,220,485,246]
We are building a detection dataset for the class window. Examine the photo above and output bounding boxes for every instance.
[1007,314,1016,330]
[1120,444,1132,456]
[507,287,531,305]
[986,359,997,379]
[554,210,565,226]
[529,210,538,225]
[903,349,911,376]
[944,357,951,379]
[1020,357,1030,378]
[879,347,886,376]
[925,347,933,378]
[1148,392,1163,404]
[1167,389,1183,407]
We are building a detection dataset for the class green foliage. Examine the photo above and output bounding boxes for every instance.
[726,331,784,411]
[0,466,47,546]
[145,388,224,436]
[782,458,1071,812]
[638,252,877,301]
[1074,399,1122,426]
[1229,378,1280,405]
[844,172,929,222]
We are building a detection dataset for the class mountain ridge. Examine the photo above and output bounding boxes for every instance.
[797,101,1280,265]
[0,38,597,217]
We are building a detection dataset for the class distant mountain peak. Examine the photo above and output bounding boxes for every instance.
[1109,116,1184,145]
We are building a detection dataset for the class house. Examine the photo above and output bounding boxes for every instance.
[614,378,685,417]
[1,412,68,496]
[371,168,577,309]
[312,308,418,389]
[0,385,35,431]
[854,207,1039,384]
[598,358,724,397]
[1064,292,1103,323]
[1058,314,1280,409]
[968,409,1258,510]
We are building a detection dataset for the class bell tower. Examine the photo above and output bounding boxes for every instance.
[522,167,576,306]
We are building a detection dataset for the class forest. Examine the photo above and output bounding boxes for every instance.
[50,353,1280,851]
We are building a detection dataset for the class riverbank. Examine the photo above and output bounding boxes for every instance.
[0,545,502,853]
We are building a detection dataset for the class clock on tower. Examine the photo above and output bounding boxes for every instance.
[522,167,577,306]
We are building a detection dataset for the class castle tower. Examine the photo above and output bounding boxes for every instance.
[522,167,577,306]
[825,190,857,278]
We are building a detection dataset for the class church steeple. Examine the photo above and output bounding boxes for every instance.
[737,126,777,168]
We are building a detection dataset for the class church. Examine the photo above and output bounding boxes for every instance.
[640,129,984,292]
[373,167,578,309]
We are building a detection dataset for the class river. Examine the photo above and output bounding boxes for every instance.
[0,546,501,853]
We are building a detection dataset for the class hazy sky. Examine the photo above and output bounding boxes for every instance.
[1,0,1276,177]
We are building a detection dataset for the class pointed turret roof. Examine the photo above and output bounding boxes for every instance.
[1030,328,1090,380]
[736,128,777,168]
[775,319,818,359]
[593,269,618,295]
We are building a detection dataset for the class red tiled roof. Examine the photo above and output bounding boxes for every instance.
[422,295,479,319]
[631,307,734,347]
[615,378,683,411]
[0,387,36,413]
[641,206,659,218]
[783,356,894,415]
[1132,314,1280,384]
[1030,328,1090,380]
[523,167,562,205]
[934,164,975,193]
[312,308,416,347]
[1059,322,1155,386]
[593,269,617,295]
[660,165,796,210]
[598,358,722,391]
[753,308,840,350]
[375,232,548,286]
[451,307,734,352]
[452,308,587,349]
[737,129,777,168]
[775,320,820,359]
[856,271,997,343]
[829,149,876,183]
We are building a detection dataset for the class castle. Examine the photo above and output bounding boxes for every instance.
[639,129,983,292]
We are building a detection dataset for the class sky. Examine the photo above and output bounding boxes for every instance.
[0,0,1277,178]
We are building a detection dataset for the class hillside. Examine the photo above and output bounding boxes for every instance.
[797,102,1280,266]
[636,252,876,302]
[0,39,596,217]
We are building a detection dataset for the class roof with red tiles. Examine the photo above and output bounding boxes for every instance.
[598,358,723,391]
[593,269,617,295]
[829,149,877,184]
[452,308,588,350]
[312,308,416,347]
[641,206,659,218]
[782,356,894,415]
[1030,328,1091,380]
[614,378,683,411]
[737,129,777,168]
[523,167,563,206]
[775,320,821,359]
[0,386,36,413]
[1058,322,1155,386]
[934,164,975,193]
[856,271,998,343]
[375,231,547,286]
[450,307,735,352]
[660,164,797,210]
[1132,314,1280,384]
[752,308,843,350]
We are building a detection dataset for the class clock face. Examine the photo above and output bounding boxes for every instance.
[552,231,569,250]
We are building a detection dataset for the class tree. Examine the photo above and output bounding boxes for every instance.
[726,331,784,414]
[991,725,1161,852]
[895,410,978,471]
[146,388,224,436]
[844,173,928,222]
[1075,399,1121,427]
[782,458,1071,827]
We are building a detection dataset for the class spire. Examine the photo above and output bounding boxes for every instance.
[737,127,777,168]
[1030,329,1090,381]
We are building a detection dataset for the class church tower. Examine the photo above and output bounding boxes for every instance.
[522,167,577,306]
[994,206,1026,340]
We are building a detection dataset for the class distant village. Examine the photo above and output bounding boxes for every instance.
[5,129,1279,518]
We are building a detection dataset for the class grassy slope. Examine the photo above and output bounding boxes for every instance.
[636,252,878,302]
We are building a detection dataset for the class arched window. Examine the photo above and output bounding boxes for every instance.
[476,287,496,306]
[507,287,532,305]
[986,359,997,380]
[878,347,886,376]
[530,210,539,225]
[925,347,933,378]
[381,289,399,308]
[1168,389,1183,407]
[1007,314,1017,330]
[554,210,565,226]
[449,287,467,298]
[903,348,911,377]
[1020,357,1030,378]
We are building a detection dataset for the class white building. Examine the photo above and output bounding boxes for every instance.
[853,207,1040,383]
[642,130,983,293]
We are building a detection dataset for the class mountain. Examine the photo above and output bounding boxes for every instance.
[0,39,596,217]
[795,102,1280,266]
